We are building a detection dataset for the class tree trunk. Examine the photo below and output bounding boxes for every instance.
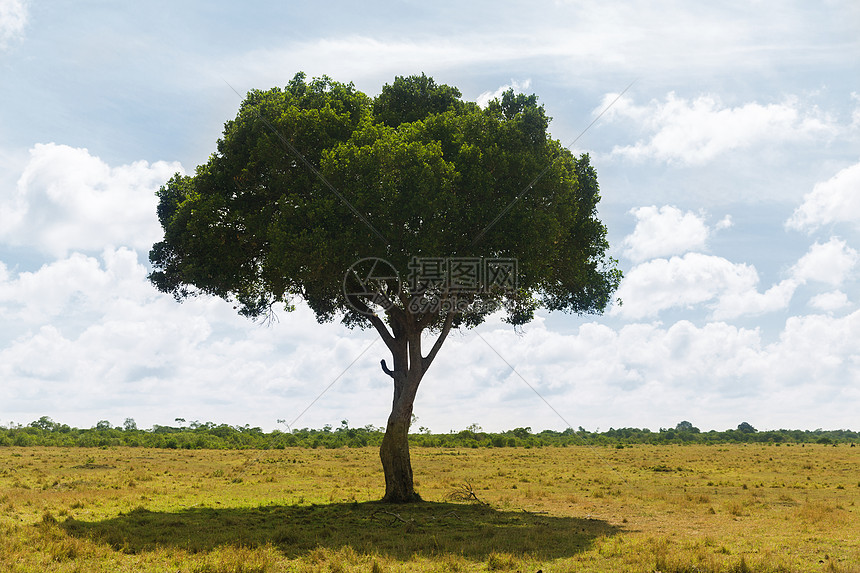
[379,382,420,502]
[372,310,454,503]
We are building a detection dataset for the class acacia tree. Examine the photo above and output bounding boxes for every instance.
[149,73,621,502]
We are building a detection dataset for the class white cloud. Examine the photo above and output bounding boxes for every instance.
[763,311,860,388]
[420,308,860,431]
[715,215,733,230]
[614,237,860,321]
[0,247,164,325]
[217,1,858,95]
[0,246,390,429]
[476,79,532,108]
[0,143,182,257]
[809,290,850,313]
[790,237,859,286]
[0,252,112,323]
[786,160,860,231]
[221,36,513,93]
[611,253,795,320]
[621,205,710,262]
[419,317,769,431]
[1,243,859,432]
[0,0,27,49]
[604,92,837,165]
[714,278,798,321]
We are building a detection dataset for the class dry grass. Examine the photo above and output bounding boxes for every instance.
[0,444,857,572]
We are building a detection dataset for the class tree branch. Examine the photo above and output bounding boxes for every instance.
[370,509,416,526]
[446,482,486,504]
[422,311,455,371]
[368,313,396,354]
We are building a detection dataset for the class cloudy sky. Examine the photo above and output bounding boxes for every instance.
[1,0,858,433]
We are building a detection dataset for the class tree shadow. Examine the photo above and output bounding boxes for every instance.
[61,501,619,561]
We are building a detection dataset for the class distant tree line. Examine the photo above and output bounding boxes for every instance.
[0,417,856,449]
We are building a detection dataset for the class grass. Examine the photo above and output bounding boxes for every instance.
[0,444,858,572]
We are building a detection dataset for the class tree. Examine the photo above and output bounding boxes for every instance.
[675,420,699,433]
[30,416,57,431]
[149,73,621,502]
[737,422,757,433]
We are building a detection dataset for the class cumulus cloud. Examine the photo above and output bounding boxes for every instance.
[0,0,27,49]
[476,79,532,108]
[764,311,860,387]
[621,205,710,262]
[714,278,799,321]
[421,309,860,431]
[611,253,797,320]
[790,237,859,286]
[0,252,113,323]
[1,243,858,432]
[603,92,836,165]
[0,143,182,257]
[809,290,850,313]
[613,233,857,321]
[0,247,167,326]
[0,249,207,411]
[0,246,388,429]
[418,317,768,431]
[786,160,860,231]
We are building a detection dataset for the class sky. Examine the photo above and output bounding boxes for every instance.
[1,0,858,434]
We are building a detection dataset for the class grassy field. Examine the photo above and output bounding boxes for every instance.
[0,444,857,572]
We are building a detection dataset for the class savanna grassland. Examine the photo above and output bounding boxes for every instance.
[0,444,857,572]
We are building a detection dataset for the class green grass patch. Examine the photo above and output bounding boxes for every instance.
[1,445,858,572]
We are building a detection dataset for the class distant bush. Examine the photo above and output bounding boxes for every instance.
[0,419,857,450]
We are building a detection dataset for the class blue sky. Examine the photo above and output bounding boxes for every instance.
[1,0,858,433]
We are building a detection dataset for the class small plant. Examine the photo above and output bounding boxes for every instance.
[486,551,518,571]
[725,500,745,516]
[731,555,753,573]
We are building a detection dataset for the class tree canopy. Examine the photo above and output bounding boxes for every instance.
[149,72,621,502]
[150,72,620,329]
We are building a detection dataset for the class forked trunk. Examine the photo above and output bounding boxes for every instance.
[371,310,454,503]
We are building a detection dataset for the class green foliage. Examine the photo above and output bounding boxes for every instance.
[675,420,699,433]
[737,421,757,433]
[373,73,466,127]
[2,418,857,450]
[149,72,621,330]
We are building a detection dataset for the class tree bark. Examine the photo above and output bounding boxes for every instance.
[379,366,422,502]
[373,310,454,503]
